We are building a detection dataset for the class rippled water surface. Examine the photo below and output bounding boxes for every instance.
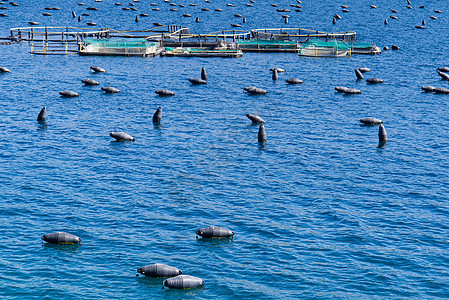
[1,0,449,299]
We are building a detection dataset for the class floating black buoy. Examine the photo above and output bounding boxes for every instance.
[163,275,204,289]
[246,113,265,124]
[244,86,267,94]
[82,78,100,85]
[358,67,371,73]
[378,123,387,143]
[59,90,79,97]
[258,123,267,142]
[196,226,234,238]
[37,107,47,122]
[334,86,348,93]
[138,264,181,277]
[41,232,81,244]
[360,117,382,125]
[155,89,175,96]
[201,67,207,81]
[188,78,207,85]
[434,88,449,94]
[90,66,106,72]
[421,86,435,92]
[286,78,303,84]
[152,107,162,124]
[109,132,135,141]
[101,87,120,93]
[343,88,361,94]
[366,78,384,84]
[355,68,364,80]
[272,69,278,80]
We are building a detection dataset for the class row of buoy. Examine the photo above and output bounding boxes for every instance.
[420,67,449,94]
[41,226,234,289]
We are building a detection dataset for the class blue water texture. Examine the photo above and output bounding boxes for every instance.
[1,0,449,299]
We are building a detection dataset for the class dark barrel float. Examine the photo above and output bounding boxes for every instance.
[360,117,382,125]
[244,86,267,94]
[155,89,175,96]
[196,226,234,238]
[101,87,120,93]
[109,132,135,141]
[153,106,162,124]
[37,107,47,122]
[41,232,81,244]
[82,78,99,85]
[246,113,265,124]
[90,66,106,73]
[59,90,79,97]
[163,275,204,289]
[286,78,303,84]
[137,263,181,277]
[188,78,207,85]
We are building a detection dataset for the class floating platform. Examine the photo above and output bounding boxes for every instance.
[161,47,242,58]
[79,38,160,57]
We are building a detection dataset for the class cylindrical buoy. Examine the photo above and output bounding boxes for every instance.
[343,88,361,94]
[59,90,79,97]
[246,113,265,124]
[155,89,175,96]
[359,117,382,125]
[286,78,303,84]
[334,86,349,93]
[366,78,384,84]
[258,123,267,142]
[37,107,47,122]
[101,87,120,93]
[201,67,207,81]
[41,232,81,244]
[378,123,387,142]
[358,67,371,73]
[421,86,435,92]
[355,68,364,80]
[196,226,234,238]
[109,132,135,141]
[90,66,106,73]
[272,69,278,80]
[163,275,204,289]
[188,78,207,84]
[153,106,162,124]
[244,86,267,94]
[137,263,181,277]
[82,78,99,85]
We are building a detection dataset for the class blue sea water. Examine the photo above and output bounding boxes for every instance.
[1,0,449,298]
